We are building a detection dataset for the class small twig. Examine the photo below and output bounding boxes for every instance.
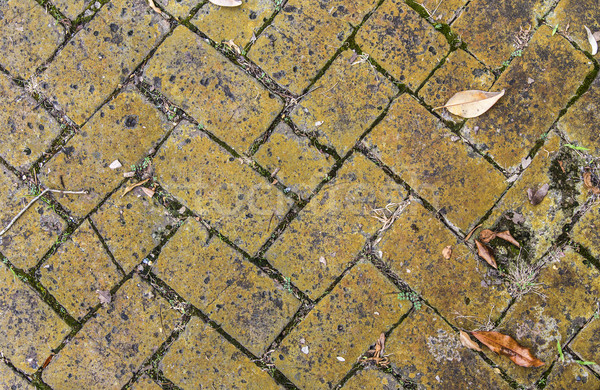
[464,223,482,241]
[0,188,88,236]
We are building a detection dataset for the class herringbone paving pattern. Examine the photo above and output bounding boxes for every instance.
[0,0,599,388]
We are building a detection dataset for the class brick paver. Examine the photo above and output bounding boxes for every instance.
[249,0,378,94]
[356,0,449,89]
[386,306,510,389]
[40,0,170,125]
[43,275,181,389]
[1,0,599,388]
[161,316,284,389]
[254,122,333,198]
[1,165,66,270]
[155,218,301,356]
[463,25,593,171]
[486,249,600,386]
[289,49,398,156]
[0,264,70,374]
[193,0,276,46]
[156,120,293,254]
[272,262,408,389]
[91,189,178,272]
[41,86,172,217]
[0,361,35,389]
[144,25,283,153]
[365,94,506,231]
[0,73,63,171]
[39,220,122,319]
[0,0,64,79]
[265,153,405,298]
[452,0,551,67]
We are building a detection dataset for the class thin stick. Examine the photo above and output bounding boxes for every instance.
[0,188,88,236]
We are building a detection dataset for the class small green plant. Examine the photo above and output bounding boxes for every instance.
[398,291,422,310]
[565,143,590,151]
[502,60,510,67]
[9,267,18,282]
[575,360,597,366]
[512,49,523,57]
[167,109,177,121]
[198,124,204,130]
[552,24,559,36]
[283,276,292,292]
[557,340,564,362]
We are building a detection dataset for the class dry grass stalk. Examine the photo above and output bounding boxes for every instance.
[371,199,411,233]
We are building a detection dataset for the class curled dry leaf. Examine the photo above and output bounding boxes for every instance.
[141,187,155,198]
[583,171,594,188]
[122,178,150,197]
[479,229,497,243]
[361,333,390,367]
[480,229,520,247]
[460,330,482,352]
[442,245,453,260]
[223,39,241,55]
[475,240,497,269]
[208,0,242,6]
[434,89,505,118]
[471,331,545,368]
[583,170,600,194]
[527,183,549,205]
[584,26,598,55]
[496,231,520,248]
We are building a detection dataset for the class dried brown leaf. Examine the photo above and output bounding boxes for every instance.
[141,187,155,198]
[442,245,453,260]
[527,183,549,205]
[471,331,545,367]
[42,353,55,369]
[460,330,482,352]
[361,333,390,367]
[375,333,385,358]
[584,25,598,55]
[96,289,112,305]
[208,0,242,6]
[434,89,505,118]
[496,231,520,248]
[122,178,150,197]
[223,39,241,55]
[479,229,497,243]
[475,240,497,269]
[584,171,594,189]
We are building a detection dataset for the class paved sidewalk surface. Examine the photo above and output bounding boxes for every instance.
[1,0,599,388]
